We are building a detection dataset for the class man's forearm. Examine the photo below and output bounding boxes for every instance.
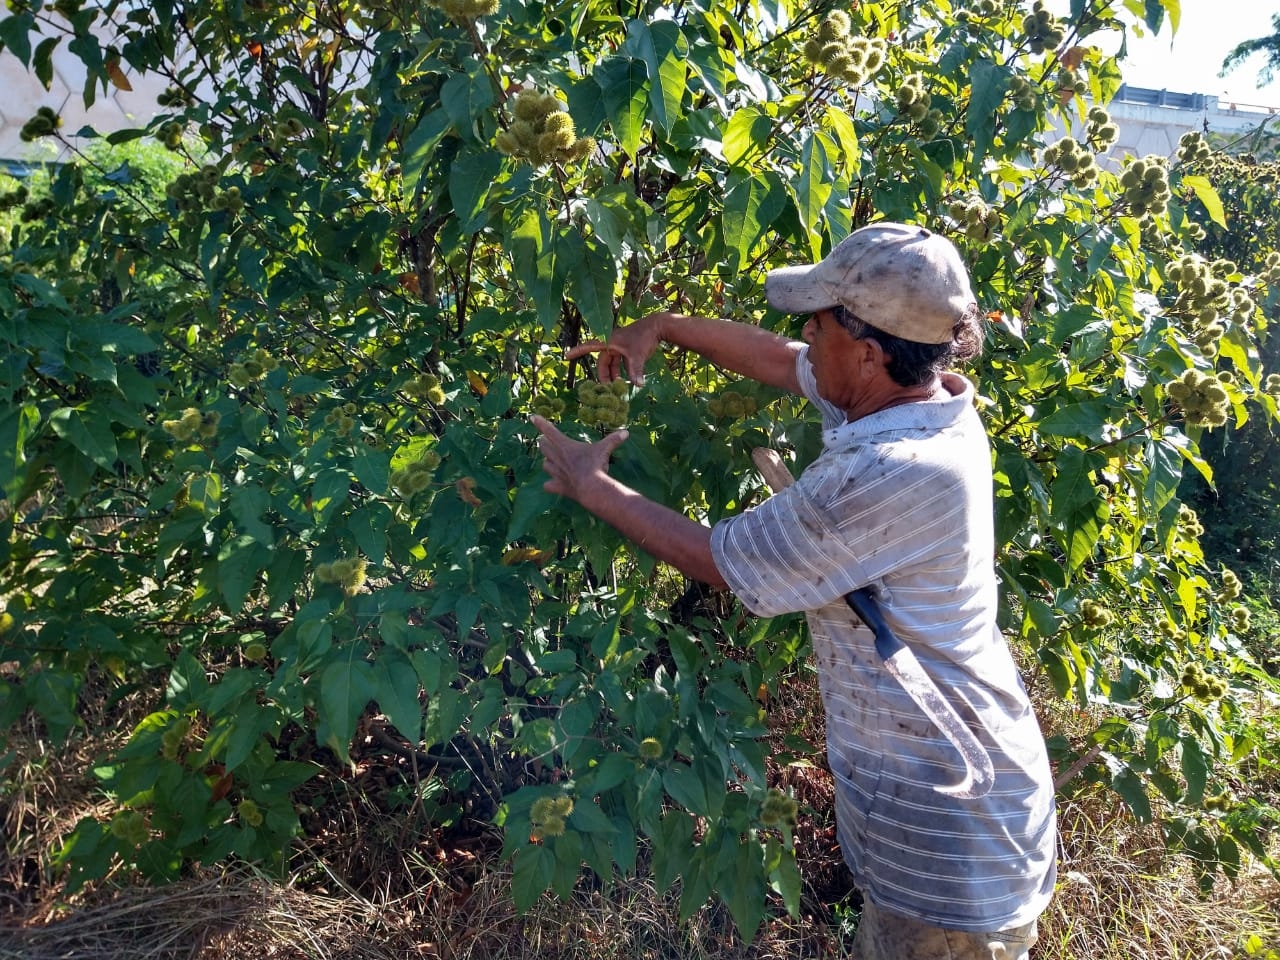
[576,472,728,589]
[654,314,802,394]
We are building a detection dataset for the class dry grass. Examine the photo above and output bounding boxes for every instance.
[3,661,1279,959]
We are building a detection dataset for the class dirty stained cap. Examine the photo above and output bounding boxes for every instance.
[764,222,977,345]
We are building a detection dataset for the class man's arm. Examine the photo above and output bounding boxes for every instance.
[530,415,728,589]
[570,311,804,394]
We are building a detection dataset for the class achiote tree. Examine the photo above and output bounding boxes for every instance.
[2,0,1278,934]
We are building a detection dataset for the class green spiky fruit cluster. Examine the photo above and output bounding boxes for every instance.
[955,0,1000,36]
[530,795,574,839]
[1218,568,1242,602]
[1085,106,1119,150]
[18,196,54,222]
[1181,662,1227,700]
[1118,156,1171,217]
[403,372,447,404]
[20,106,61,142]
[706,389,758,419]
[638,736,664,760]
[895,74,941,135]
[110,810,150,845]
[1042,137,1098,188]
[1022,0,1065,54]
[1264,373,1280,398]
[157,85,195,108]
[426,0,499,19]
[1263,252,1280,285]
[157,119,185,150]
[1225,287,1256,325]
[496,90,595,167]
[243,639,268,661]
[1229,606,1250,632]
[0,610,14,635]
[1080,599,1114,628]
[1203,791,1234,812]
[759,788,799,828]
[238,798,264,827]
[1008,75,1038,111]
[802,11,888,86]
[0,184,29,211]
[947,198,1001,242]
[162,407,220,441]
[166,165,241,216]
[1167,369,1229,428]
[1177,504,1204,539]
[228,348,279,387]
[389,450,441,497]
[531,395,566,419]
[1176,131,1211,165]
[161,716,191,760]
[315,556,368,596]
[1056,69,1088,100]
[325,402,359,436]
[577,379,628,429]
[1156,618,1187,642]
[1167,254,1230,353]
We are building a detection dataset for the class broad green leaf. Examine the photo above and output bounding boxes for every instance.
[217,536,266,611]
[440,63,494,140]
[624,19,688,133]
[0,403,38,501]
[316,657,377,763]
[400,108,451,199]
[511,844,556,911]
[821,107,860,179]
[722,105,771,168]
[561,230,617,338]
[1182,174,1226,229]
[450,147,504,234]
[794,132,835,259]
[721,170,788,273]
[596,56,648,158]
[49,407,117,470]
[967,59,1010,169]
[373,648,423,742]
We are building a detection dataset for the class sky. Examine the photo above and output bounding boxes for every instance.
[1098,0,1280,106]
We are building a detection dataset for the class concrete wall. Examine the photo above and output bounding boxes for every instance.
[0,36,168,172]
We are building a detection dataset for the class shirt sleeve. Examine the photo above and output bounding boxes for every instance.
[711,474,873,618]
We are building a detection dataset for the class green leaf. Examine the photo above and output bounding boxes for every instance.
[1180,735,1208,805]
[440,63,494,141]
[1182,174,1226,229]
[34,35,59,88]
[0,403,38,501]
[400,108,451,200]
[0,11,35,66]
[967,59,1010,169]
[48,407,117,470]
[624,19,688,133]
[596,57,648,158]
[373,648,423,742]
[561,230,617,338]
[794,132,834,260]
[450,147,504,235]
[217,536,266,611]
[722,105,771,168]
[721,170,787,273]
[511,843,556,911]
[315,657,376,763]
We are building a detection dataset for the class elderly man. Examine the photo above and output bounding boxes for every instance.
[530,222,1056,960]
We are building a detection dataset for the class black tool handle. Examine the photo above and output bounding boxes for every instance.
[844,586,905,661]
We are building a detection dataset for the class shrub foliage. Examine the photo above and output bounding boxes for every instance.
[2,0,1279,935]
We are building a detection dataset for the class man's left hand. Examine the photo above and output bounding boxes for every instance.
[530,415,629,505]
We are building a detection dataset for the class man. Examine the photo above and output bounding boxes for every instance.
[531,222,1056,960]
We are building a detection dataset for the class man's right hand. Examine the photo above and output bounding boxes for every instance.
[566,312,672,385]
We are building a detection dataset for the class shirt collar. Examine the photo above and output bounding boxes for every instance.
[821,373,975,450]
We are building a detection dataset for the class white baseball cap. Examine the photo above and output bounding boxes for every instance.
[764,222,976,344]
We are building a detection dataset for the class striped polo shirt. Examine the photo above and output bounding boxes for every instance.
[710,346,1056,932]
